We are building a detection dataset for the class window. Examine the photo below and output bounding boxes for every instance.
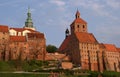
[3,32,5,34]
[18,32,21,36]
[24,47,26,50]
[13,32,16,35]
[83,25,85,28]
[73,26,74,29]
[77,25,79,28]
[2,38,5,39]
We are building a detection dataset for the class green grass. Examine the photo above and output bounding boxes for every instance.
[0,73,91,77]
[0,61,15,71]
[102,71,120,77]
[0,61,120,77]
[0,60,48,72]
[0,73,49,77]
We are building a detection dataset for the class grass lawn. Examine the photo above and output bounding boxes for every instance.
[0,73,50,77]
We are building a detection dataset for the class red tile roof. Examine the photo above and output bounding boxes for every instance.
[117,48,120,52]
[27,32,44,39]
[103,44,117,52]
[59,32,98,51]
[10,36,26,42]
[59,36,71,51]
[0,25,9,32]
[75,32,98,43]
[76,10,80,15]
[99,43,105,49]
[71,18,87,25]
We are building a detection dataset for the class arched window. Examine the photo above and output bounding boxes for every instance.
[83,25,85,28]
[77,25,79,28]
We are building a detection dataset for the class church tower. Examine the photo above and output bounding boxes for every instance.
[70,10,87,34]
[24,7,35,30]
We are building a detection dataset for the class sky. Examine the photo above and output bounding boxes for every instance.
[0,0,120,47]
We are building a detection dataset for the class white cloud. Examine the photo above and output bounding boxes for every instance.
[50,0,65,6]
[49,0,66,12]
[68,0,107,16]
[106,0,120,9]
[68,0,120,21]
[0,1,24,6]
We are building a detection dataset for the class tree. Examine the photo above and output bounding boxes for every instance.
[46,45,58,53]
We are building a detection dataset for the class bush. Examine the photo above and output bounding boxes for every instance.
[0,73,49,77]
[102,71,120,77]
[90,71,99,77]
[0,61,15,71]
[0,60,49,72]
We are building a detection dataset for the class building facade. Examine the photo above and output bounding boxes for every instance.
[0,8,46,61]
[59,10,120,72]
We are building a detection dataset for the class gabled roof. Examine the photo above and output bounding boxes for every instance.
[10,36,26,42]
[27,32,44,39]
[0,25,9,32]
[59,36,71,51]
[10,28,37,32]
[103,44,117,52]
[75,32,98,43]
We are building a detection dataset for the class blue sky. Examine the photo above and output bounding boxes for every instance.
[0,0,120,47]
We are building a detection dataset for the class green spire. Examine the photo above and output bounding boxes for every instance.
[25,7,34,28]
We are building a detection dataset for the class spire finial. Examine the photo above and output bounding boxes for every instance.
[24,7,35,30]
[28,6,30,13]
[75,9,80,19]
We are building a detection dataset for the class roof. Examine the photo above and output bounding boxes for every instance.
[59,36,71,51]
[71,10,87,25]
[27,32,44,39]
[0,25,9,32]
[117,48,120,52]
[99,43,105,49]
[71,18,87,25]
[10,36,26,42]
[10,28,37,32]
[76,10,80,15]
[75,32,98,43]
[59,32,98,51]
[103,44,117,52]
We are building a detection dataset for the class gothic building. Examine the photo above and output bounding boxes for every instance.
[59,10,120,72]
[0,8,120,72]
[0,8,46,61]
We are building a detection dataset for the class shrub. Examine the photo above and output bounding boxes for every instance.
[102,71,120,77]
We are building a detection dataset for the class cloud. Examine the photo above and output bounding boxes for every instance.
[106,0,120,9]
[49,0,66,12]
[0,1,24,6]
[68,0,107,15]
[68,0,120,21]
[49,0,65,6]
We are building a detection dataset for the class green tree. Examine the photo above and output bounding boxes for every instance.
[46,45,58,53]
